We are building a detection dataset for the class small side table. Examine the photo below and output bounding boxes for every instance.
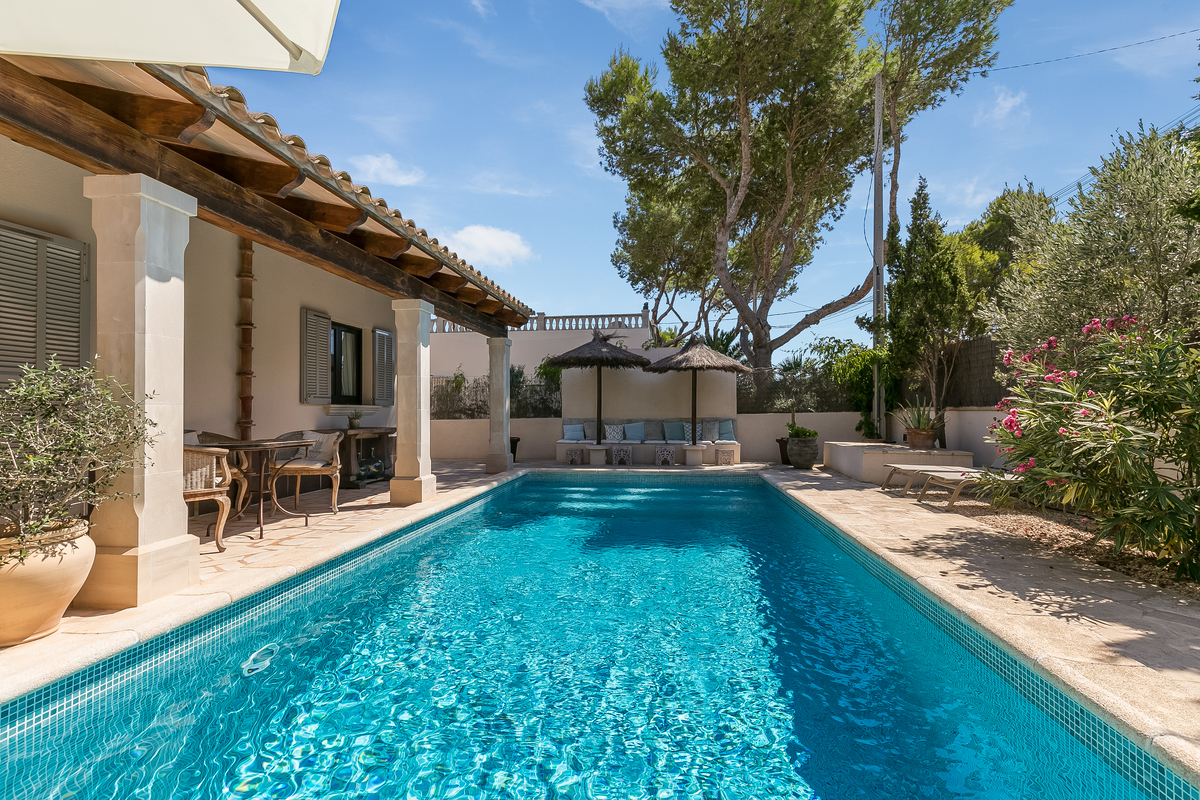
[565,448,584,465]
[586,445,608,466]
[222,439,314,539]
[682,444,706,466]
[611,445,633,466]
[715,446,735,466]
[654,445,676,466]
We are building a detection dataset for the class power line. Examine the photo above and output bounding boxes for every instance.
[979,26,1200,74]
[1050,102,1200,205]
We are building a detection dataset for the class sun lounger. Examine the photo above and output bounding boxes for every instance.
[881,463,982,495]
[917,470,1020,508]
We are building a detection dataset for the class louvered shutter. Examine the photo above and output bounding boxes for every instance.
[373,328,394,406]
[0,222,88,385]
[301,308,332,404]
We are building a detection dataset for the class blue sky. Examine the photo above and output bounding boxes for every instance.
[210,0,1200,357]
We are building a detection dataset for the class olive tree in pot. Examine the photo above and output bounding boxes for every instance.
[785,424,820,469]
[0,360,156,646]
[891,405,943,450]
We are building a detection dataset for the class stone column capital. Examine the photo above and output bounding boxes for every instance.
[82,174,198,217]
[391,299,434,314]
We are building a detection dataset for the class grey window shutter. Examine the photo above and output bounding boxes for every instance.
[373,328,394,406]
[44,241,87,368]
[0,228,39,383]
[301,308,331,404]
[0,222,87,385]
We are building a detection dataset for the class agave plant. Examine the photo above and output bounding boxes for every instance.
[891,404,944,431]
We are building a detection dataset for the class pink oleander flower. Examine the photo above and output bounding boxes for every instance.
[1080,409,1089,417]
[1136,337,1142,342]
[1003,349,1013,366]
[1047,336,1058,349]
[1069,371,1077,377]
[1058,427,1068,434]
[1087,390,1095,397]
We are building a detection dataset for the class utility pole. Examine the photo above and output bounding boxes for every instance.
[872,71,886,441]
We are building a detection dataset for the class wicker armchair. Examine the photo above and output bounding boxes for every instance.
[268,430,343,514]
[185,430,250,518]
[183,445,234,551]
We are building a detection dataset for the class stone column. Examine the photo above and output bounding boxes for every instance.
[390,299,436,505]
[76,174,198,609]
[485,337,512,474]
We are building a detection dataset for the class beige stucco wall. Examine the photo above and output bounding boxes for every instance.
[735,412,863,462]
[0,132,399,439]
[945,407,1002,467]
[431,327,653,377]
[431,418,561,460]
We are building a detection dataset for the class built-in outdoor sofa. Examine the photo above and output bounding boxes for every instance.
[555,418,741,465]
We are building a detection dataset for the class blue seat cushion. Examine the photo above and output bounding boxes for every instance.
[719,419,735,441]
[624,422,645,442]
[563,423,586,441]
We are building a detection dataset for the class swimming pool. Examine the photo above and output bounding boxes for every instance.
[0,474,1193,799]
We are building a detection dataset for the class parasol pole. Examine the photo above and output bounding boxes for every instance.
[596,365,603,445]
[691,369,698,445]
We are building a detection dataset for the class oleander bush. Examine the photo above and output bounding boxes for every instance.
[981,318,1200,578]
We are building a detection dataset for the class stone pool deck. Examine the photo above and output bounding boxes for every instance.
[2,460,1199,789]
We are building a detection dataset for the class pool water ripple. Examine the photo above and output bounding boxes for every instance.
[1,480,1160,799]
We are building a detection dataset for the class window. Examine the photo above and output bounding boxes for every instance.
[330,322,362,405]
[0,221,88,385]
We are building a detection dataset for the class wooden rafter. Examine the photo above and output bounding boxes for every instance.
[474,297,503,315]
[163,142,304,197]
[454,284,487,305]
[44,77,215,145]
[392,253,441,278]
[264,195,368,234]
[335,229,411,260]
[425,272,469,293]
[0,57,506,336]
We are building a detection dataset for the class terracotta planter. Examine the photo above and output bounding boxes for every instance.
[786,436,819,469]
[0,521,94,647]
[906,428,936,450]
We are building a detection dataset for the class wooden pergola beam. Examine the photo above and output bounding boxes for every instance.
[44,77,215,145]
[495,307,529,327]
[0,58,506,337]
[163,142,304,197]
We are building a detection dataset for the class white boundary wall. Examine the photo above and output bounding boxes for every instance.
[944,407,1003,467]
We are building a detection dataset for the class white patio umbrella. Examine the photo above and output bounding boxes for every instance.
[0,0,340,75]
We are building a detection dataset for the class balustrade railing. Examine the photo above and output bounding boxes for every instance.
[432,310,650,334]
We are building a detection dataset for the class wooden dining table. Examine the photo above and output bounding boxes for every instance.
[221,438,315,539]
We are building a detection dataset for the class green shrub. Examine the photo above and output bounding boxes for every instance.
[982,319,1200,577]
[786,423,818,438]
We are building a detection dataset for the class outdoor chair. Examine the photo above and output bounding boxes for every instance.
[184,430,250,518]
[182,445,235,551]
[268,430,344,514]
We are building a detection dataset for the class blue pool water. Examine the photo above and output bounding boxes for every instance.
[0,476,1174,799]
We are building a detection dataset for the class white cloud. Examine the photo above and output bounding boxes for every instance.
[973,86,1029,127]
[433,20,536,68]
[468,171,550,197]
[443,225,533,269]
[579,0,670,30]
[470,0,492,17]
[346,153,425,187]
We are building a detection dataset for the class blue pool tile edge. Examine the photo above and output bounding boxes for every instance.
[758,472,1200,800]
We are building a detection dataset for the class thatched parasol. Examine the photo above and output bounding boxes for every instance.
[544,330,651,445]
[645,337,751,445]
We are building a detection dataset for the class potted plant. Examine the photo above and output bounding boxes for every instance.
[0,360,156,646]
[785,423,820,469]
[891,404,943,450]
[346,409,365,430]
